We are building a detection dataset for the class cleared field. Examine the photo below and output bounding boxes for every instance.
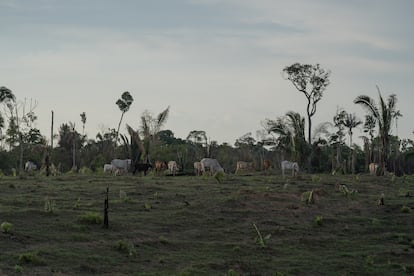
[1,173,414,275]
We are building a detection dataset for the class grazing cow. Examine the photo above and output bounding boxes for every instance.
[25,161,37,172]
[155,161,167,175]
[103,164,113,174]
[168,161,178,176]
[133,163,153,176]
[263,159,271,173]
[194,161,202,176]
[111,159,131,174]
[235,161,254,174]
[281,160,299,177]
[369,163,379,175]
[200,158,224,175]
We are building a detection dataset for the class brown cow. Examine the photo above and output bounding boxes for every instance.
[263,159,271,174]
[155,160,167,175]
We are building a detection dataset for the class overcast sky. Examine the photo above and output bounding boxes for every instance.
[1,0,413,145]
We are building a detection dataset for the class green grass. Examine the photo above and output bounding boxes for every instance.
[0,173,413,275]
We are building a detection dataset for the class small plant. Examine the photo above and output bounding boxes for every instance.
[119,190,129,202]
[18,251,44,265]
[338,184,358,198]
[78,212,102,224]
[311,175,321,183]
[225,269,238,276]
[366,255,375,266]
[401,205,411,213]
[301,190,314,205]
[44,197,56,214]
[73,197,81,210]
[214,171,225,183]
[144,202,152,211]
[314,215,323,226]
[252,223,271,248]
[159,235,169,245]
[116,240,137,257]
[14,264,23,273]
[1,221,13,233]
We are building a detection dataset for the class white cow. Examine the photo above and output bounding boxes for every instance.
[200,158,224,175]
[103,164,113,174]
[369,163,379,175]
[168,161,178,176]
[281,160,299,177]
[111,159,131,175]
[25,161,37,172]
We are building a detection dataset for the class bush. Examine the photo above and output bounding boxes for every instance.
[314,215,323,226]
[401,205,411,213]
[18,251,45,265]
[1,221,13,233]
[78,212,102,224]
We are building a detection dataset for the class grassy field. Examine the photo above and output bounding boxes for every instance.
[0,172,414,275]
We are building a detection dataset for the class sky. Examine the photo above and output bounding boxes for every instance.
[1,0,413,146]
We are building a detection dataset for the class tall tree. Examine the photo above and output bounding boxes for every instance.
[115,91,133,143]
[283,63,330,172]
[80,112,86,136]
[342,112,362,148]
[282,63,331,145]
[342,112,362,174]
[0,86,16,142]
[354,86,399,174]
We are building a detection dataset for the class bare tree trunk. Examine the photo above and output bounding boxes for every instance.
[51,111,54,149]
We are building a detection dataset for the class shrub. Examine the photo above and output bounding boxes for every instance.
[1,221,13,233]
[44,197,56,214]
[253,223,271,248]
[301,190,314,205]
[18,252,45,265]
[401,206,411,213]
[78,212,102,224]
[14,264,23,273]
[116,240,137,257]
[119,190,129,202]
[315,215,323,226]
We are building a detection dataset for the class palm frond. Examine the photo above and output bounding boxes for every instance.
[157,106,170,128]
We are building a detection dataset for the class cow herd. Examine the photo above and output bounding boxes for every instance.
[22,158,385,177]
[101,158,296,177]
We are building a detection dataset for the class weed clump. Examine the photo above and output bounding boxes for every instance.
[78,212,102,224]
[44,197,56,214]
[1,221,13,233]
[401,205,411,213]
[18,251,45,265]
[116,240,137,257]
[301,190,315,205]
[314,215,323,226]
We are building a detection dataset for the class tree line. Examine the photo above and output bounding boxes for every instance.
[1,63,413,176]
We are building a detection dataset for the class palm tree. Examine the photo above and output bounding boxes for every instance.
[115,91,133,143]
[342,112,362,174]
[342,112,362,147]
[126,106,170,165]
[266,111,307,163]
[354,86,398,174]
